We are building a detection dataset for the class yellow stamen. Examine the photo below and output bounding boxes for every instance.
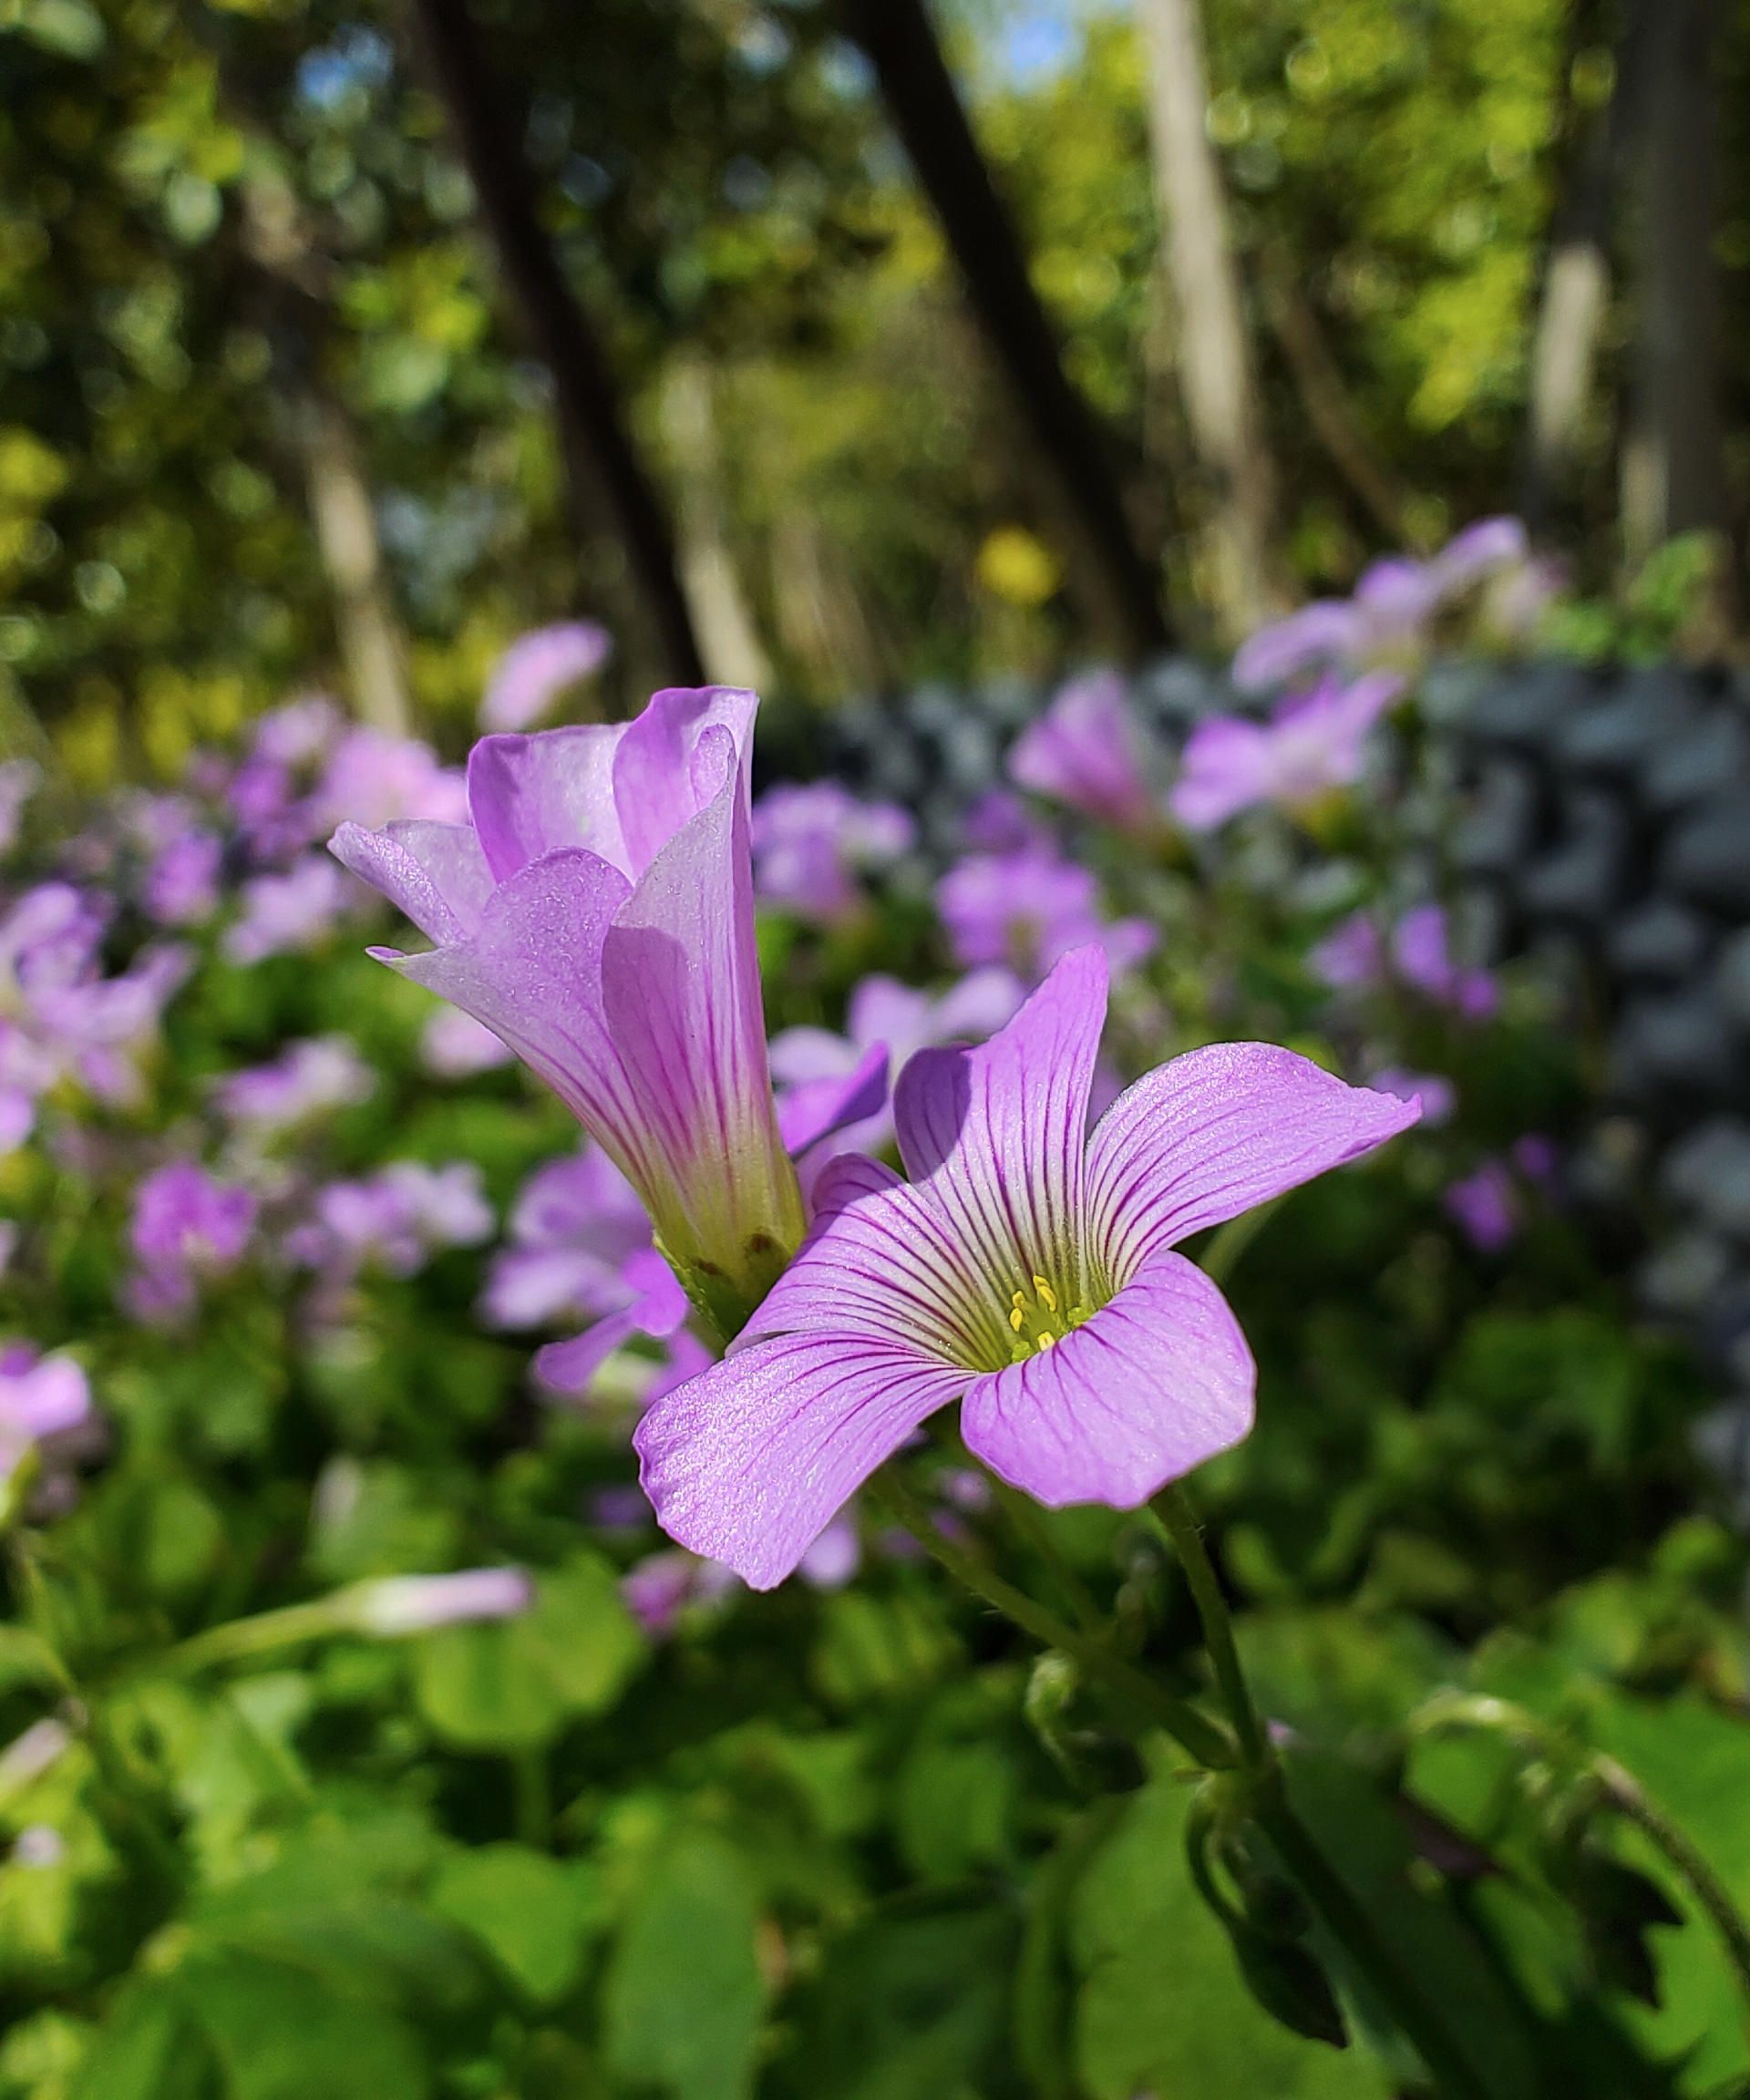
[1032,1275,1058,1312]
[1035,1332,1056,1352]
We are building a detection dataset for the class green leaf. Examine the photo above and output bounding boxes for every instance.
[429,1844,600,2004]
[75,1983,218,2100]
[180,1948,428,2100]
[413,1553,643,1751]
[602,1831,766,2100]
[1070,1774,1390,2100]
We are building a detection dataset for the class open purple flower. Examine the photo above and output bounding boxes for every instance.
[1008,670,1163,835]
[331,687,804,1333]
[635,947,1417,1588]
[1171,672,1403,830]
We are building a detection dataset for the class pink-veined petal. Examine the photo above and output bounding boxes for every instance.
[1086,1043,1419,1277]
[634,1333,966,1588]
[894,945,1107,1301]
[599,724,798,1254]
[329,819,494,944]
[739,1151,1002,1364]
[961,1251,1252,1507]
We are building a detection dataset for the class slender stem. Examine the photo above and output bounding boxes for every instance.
[986,1477,1105,1632]
[1147,1485,1268,1770]
[164,1600,345,1675]
[870,1469,1236,1770]
[1255,1800,1489,2100]
[1198,1197,1282,1288]
[1595,1755,1750,2015]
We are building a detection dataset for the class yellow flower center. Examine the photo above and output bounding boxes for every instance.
[1005,1274,1090,1363]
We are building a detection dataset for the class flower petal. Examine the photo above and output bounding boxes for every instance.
[634,1333,965,1588]
[1086,1044,1420,1276]
[611,686,756,876]
[600,725,798,1259]
[893,945,1107,1300]
[740,1151,1001,1364]
[382,849,666,1202]
[961,1251,1252,1506]
[329,819,495,944]
[466,726,626,884]
[776,1041,889,1158]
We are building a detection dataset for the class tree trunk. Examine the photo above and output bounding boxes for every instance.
[1138,0,1281,635]
[839,0,1170,660]
[299,391,415,735]
[1521,1,1633,530]
[1619,0,1727,565]
[407,0,705,688]
[659,357,772,690]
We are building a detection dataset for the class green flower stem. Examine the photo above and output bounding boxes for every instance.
[1252,1795,1491,2100]
[870,1468,1237,1770]
[1146,1485,1269,1771]
[1594,1755,1750,2012]
[985,1476,1105,1632]
[1146,1490,1497,2094]
[164,1598,351,1674]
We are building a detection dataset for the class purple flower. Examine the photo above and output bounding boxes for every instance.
[749,781,915,923]
[0,884,187,1131]
[1444,1161,1518,1251]
[420,1006,516,1077]
[960,790,1053,856]
[143,830,223,928]
[1009,670,1162,834]
[224,854,355,965]
[1310,912,1385,990]
[331,687,804,1332]
[1230,602,1364,693]
[0,760,39,857]
[1171,673,1403,829]
[214,1035,376,1138]
[291,1161,492,1282]
[482,1148,654,1331]
[481,622,613,733]
[634,947,1417,1588]
[1431,517,1528,597]
[1392,906,1498,1020]
[623,1549,737,1638]
[936,848,1155,983]
[1512,1133,1559,1189]
[127,1162,256,1320]
[307,727,468,837]
[0,1345,92,1494]
[346,1567,533,1636]
[770,967,1025,1166]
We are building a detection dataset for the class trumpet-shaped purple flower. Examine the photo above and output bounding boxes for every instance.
[635,947,1417,1588]
[420,1006,516,1077]
[1009,670,1163,835]
[1171,672,1403,830]
[481,621,613,733]
[1392,905,1498,1020]
[331,688,803,1331]
[224,854,357,965]
[288,1161,492,1284]
[749,781,914,923]
[1445,1161,1518,1251]
[345,1567,533,1636]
